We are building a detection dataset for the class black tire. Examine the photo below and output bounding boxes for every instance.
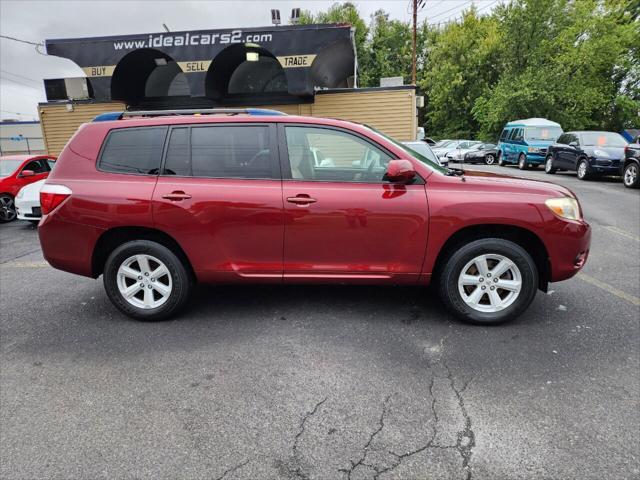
[29,220,40,226]
[103,240,192,321]
[485,154,496,165]
[544,155,557,174]
[497,151,506,166]
[437,238,538,325]
[623,162,639,188]
[518,154,528,170]
[0,194,17,223]
[576,158,591,180]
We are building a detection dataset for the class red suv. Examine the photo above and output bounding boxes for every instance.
[38,110,591,324]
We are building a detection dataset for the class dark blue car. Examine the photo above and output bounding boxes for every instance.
[545,131,628,180]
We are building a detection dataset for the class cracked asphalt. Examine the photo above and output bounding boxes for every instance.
[1,164,639,479]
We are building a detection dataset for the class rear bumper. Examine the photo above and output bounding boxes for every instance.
[16,198,41,220]
[545,217,591,282]
[38,214,103,278]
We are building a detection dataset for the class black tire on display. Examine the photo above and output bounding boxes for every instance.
[545,155,557,174]
[576,159,591,180]
[623,162,639,188]
[103,240,192,321]
[518,154,528,170]
[437,238,538,325]
[0,194,17,223]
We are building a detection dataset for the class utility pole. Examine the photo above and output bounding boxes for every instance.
[412,0,417,85]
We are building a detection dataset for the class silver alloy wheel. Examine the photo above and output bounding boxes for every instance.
[577,161,587,179]
[0,195,16,222]
[624,164,638,186]
[457,253,522,313]
[485,154,495,165]
[545,157,553,172]
[116,254,172,309]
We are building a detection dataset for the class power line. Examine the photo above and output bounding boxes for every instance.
[0,75,43,91]
[0,109,37,118]
[427,0,475,22]
[0,70,42,87]
[0,34,43,47]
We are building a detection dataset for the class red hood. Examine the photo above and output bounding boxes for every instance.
[457,169,575,198]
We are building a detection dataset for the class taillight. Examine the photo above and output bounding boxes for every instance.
[40,184,72,215]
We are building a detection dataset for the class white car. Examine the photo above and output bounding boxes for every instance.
[433,140,479,163]
[445,141,483,162]
[15,178,45,224]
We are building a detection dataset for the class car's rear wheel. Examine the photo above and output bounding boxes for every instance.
[0,194,16,223]
[103,240,192,321]
[623,162,639,188]
[485,154,495,165]
[576,159,590,180]
[518,154,528,170]
[438,238,538,325]
[545,155,557,174]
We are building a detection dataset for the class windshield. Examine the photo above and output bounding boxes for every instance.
[403,143,440,164]
[525,126,563,141]
[0,159,22,177]
[364,126,448,174]
[580,132,627,147]
[433,140,452,148]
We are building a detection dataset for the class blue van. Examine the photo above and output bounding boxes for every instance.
[497,118,563,169]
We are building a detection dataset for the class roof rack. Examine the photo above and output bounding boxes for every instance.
[93,108,288,122]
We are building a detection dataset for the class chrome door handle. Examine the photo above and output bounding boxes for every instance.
[162,191,192,201]
[287,196,317,205]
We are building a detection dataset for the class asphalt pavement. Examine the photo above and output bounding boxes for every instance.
[1,164,638,480]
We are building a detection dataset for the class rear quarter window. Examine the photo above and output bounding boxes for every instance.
[98,127,168,175]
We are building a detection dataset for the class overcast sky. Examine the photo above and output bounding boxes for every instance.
[0,0,494,121]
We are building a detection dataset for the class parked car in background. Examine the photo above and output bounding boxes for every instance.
[463,143,499,165]
[16,178,46,224]
[402,141,442,166]
[433,140,477,164]
[497,118,563,169]
[545,131,627,181]
[622,134,639,188]
[0,155,56,223]
[444,140,482,162]
[39,109,591,325]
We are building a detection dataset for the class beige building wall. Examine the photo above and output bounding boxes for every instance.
[38,88,416,155]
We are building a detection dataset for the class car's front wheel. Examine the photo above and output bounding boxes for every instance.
[103,240,192,321]
[438,238,538,324]
[497,152,505,166]
[576,159,591,180]
[545,155,557,174]
[518,154,528,170]
[0,194,17,223]
[485,154,496,165]
[623,162,639,188]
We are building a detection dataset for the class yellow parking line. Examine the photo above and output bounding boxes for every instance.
[577,272,640,306]
[0,261,49,268]
[604,225,640,242]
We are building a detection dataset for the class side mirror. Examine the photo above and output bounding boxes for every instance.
[20,170,35,177]
[386,160,416,183]
[569,141,578,148]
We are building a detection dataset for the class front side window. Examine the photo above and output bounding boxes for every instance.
[284,126,393,183]
[22,160,47,174]
[511,128,524,141]
[99,127,167,175]
[163,125,273,179]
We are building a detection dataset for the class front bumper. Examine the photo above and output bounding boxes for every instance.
[544,217,591,282]
[590,157,622,175]
[15,198,42,221]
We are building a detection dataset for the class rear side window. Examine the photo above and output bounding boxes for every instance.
[500,129,509,140]
[99,127,167,175]
[163,125,273,179]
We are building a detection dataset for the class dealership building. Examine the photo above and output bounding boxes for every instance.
[38,23,418,155]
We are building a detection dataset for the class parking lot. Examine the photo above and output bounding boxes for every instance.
[1,165,638,479]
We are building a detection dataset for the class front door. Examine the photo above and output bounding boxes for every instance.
[152,123,284,282]
[279,124,429,284]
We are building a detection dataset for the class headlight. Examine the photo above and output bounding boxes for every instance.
[593,149,610,158]
[545,197,582,221]
[528,147,541,153]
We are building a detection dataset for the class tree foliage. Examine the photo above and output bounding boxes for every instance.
[301,0,638,140]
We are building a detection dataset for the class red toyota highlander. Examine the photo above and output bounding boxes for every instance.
[38,109,591,324]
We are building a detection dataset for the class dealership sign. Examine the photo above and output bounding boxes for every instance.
[45,24,355,103]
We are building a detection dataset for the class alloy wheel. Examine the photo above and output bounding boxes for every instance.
[485,154,495,165]
[0,195,16,222]
[457,253,522,313]
[624,164,638,187]
[577,161,587,179]
[116,254,173,309]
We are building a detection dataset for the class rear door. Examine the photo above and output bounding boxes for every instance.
[152,123,284,282]
[278,124,429,284]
